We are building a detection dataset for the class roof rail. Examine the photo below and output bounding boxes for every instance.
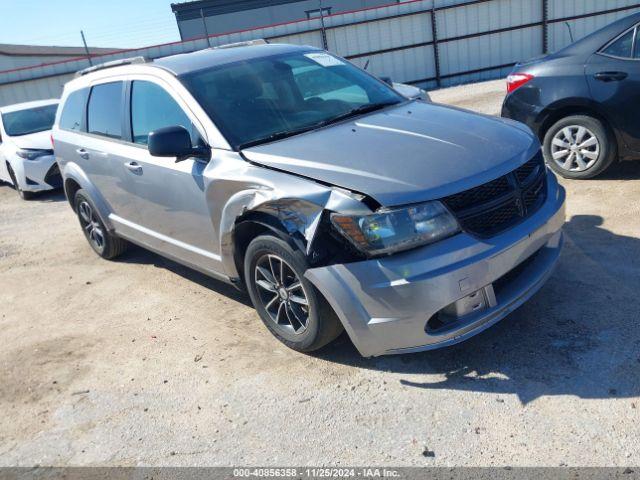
[211,39,269,50]
[74,56,148,78]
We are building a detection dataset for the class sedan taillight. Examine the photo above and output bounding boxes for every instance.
[506,73,534,93]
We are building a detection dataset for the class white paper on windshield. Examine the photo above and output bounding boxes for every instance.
[304,53,345,67]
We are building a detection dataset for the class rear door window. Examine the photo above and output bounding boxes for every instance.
[602,28,635,58]
[87,82,123,139]
[130,80,195,145]
[60,88,88,132]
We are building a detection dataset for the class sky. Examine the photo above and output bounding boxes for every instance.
[0,0,181,49]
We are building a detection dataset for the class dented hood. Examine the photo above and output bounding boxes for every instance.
[242,102,539,207]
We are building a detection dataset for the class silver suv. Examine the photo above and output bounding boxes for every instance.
[53,42,565,357]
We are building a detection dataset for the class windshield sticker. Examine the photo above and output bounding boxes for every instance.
[304,53,345,67]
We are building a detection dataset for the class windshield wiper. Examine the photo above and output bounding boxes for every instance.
[238,123,323,150]
[238,101,400,150]
[320,101,400,127]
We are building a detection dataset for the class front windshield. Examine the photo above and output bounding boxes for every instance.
[1,104,58,137]
[180,51,404,149]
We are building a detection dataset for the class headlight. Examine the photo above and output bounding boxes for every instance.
[16,149,52,160]
[331,201,460,256]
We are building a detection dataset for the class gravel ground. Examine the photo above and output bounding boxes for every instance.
[1,79,639,467]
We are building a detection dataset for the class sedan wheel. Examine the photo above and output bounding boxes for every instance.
[550,125,599,172]
[543,115,616,179]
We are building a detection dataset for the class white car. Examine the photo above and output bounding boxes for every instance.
[0,99,60,199]
[392,82,431,102]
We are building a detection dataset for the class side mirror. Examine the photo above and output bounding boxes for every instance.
[148,125,209,162]
[380,76,393,86]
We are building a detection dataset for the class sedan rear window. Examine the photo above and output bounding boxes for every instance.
[1,104,58,137]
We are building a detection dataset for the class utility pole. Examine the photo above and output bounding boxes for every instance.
[318,0,328,50]
[80,30,92,66]
[201,8,212,47]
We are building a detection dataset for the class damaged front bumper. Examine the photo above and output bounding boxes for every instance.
[306,174,566,357]
[16,154,60,192]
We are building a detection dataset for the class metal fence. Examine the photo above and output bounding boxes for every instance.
[2,0,640,106]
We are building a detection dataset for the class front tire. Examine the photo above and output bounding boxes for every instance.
[543,115,616,179]
[74,189,128,259]
[6,163,33,200]
[244,235,343,353]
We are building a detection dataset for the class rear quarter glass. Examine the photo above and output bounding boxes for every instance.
[59,88,89,132]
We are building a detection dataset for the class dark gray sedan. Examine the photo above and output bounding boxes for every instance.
[503,12,640,179]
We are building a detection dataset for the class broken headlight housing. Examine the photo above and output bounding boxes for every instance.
[331,201,460,256]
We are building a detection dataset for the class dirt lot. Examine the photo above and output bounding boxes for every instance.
[1,79,639,467]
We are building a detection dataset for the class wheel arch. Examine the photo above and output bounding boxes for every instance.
[537,100,620,148]
[5,158,23,188]
[61,166,115,232]
[232,211,307,285]
[5,160,16,187]
[64,177,82,211]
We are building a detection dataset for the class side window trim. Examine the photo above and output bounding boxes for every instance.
[123,80,134,144]
[64,75,219,148]
[80,89,88,132]
[598,24,639,60]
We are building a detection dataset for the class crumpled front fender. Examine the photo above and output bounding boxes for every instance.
[206,150,372,279]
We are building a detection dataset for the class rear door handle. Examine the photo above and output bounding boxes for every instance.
[594,71,628,82]
[124,161,143,174]
[76,148,90,160]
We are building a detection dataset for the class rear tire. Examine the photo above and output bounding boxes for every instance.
[542,115,616,179]
[244,235,343,353]
[74,189,128,259]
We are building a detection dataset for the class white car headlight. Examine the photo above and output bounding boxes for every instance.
[331,201,460,256]
[16,148,52,161]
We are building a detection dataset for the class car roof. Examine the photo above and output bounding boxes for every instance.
[556,11,640,57]
[0,98,58,114]
[153,43,316,76]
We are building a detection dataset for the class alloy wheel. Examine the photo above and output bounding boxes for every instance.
[78,200,105,253]
[254,254,310,335]
[550,125,600,172]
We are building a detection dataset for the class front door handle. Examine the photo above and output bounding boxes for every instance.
[124,161,143,174]
[594,71,628,82]
[76,148,90,160]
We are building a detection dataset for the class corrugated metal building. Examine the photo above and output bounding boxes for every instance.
[171,0,398,39]
[0,44,114,71]
[2,0,640,107]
